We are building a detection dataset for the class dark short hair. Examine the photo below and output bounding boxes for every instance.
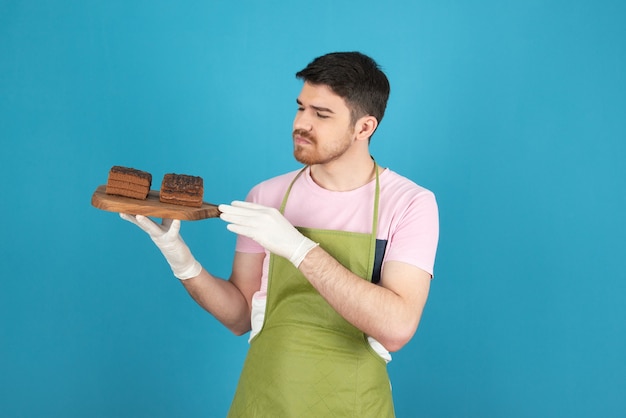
[295,52,390,126]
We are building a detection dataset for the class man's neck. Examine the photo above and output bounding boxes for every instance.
[309,157,379,192]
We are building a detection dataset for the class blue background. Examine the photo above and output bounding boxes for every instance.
[1,1,625,417]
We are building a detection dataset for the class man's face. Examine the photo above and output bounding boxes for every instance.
[292,82,356,166]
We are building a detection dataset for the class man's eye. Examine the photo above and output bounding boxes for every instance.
[317,113,329,119]
[297,107,304,111]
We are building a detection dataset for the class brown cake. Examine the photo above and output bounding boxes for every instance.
[159,173,204,207]
[105,166,152,199]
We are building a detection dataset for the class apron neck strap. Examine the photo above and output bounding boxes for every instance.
[279,167,306,214]
[371,158,380,237]
[279,157,380,281]
[280,158,380,237]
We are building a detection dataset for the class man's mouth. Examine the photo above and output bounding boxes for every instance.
[293,130,315,145]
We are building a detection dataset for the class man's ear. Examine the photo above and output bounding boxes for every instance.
[354,115,378,142]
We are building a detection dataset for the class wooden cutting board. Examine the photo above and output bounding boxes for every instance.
[91,185,220,220]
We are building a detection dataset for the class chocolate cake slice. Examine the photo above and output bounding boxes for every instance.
[105,166,152,200]
[159,173,204,207]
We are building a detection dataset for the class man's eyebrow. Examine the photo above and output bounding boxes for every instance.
[296,99,335,114]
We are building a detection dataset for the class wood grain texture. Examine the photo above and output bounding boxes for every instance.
[91,185,220,220]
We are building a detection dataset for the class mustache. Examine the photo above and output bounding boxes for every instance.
[292,129,316,144]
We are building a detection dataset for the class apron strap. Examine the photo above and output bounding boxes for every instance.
[279,166,307,214]
[279,158,381,281]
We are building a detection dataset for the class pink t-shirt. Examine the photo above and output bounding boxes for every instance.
[236,166,439,299]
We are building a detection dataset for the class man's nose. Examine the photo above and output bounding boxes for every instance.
[293,111,313,132]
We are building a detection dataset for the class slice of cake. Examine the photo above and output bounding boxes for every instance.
[159,173,204,207]
[105,166,152,200]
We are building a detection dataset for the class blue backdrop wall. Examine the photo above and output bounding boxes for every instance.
[1,1,625,417]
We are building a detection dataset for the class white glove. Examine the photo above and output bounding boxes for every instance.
[218,201,318,267]
[119,213,203,280]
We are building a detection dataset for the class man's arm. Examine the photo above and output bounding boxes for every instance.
[181,251,264,336]
[299,247,430,352]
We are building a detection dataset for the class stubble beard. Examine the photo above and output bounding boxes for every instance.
[292,129,354,166]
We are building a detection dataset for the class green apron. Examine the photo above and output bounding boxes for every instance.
[228,164,395,417]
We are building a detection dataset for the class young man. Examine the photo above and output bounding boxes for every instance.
[121,51,439,417]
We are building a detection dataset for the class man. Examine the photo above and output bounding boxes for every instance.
[121,51,439,417]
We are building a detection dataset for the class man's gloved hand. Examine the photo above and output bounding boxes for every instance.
[218,201,318,268]
[119,213,202,280]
